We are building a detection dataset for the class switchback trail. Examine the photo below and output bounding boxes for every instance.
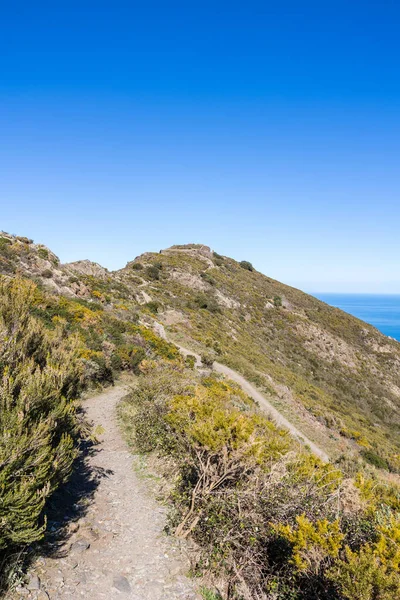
[213,361,329,461]
[153,321,329,462]
[14,386,200,600]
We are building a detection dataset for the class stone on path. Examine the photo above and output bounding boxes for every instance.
[112,574,131,593]
[26,574,40,591]
[70,539,90,553]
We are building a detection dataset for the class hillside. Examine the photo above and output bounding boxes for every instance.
[2,233,400,470]
[116,243,400,469]
[118,244,400,469]
[2,233,400,599]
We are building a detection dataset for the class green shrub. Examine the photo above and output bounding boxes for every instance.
[128,347,146,373]
[0,238,12,257]
[200,272,216,286]
[110,352,123,371]
[212,252,224,266]
[240,260,254,271]
[200,587,223,600]
[146,265,161,280]
[185,354,196,369]
[327,529,400,600]
[37,248,49,260]
[0,277,82,558]
[87,352,114,384]
[194,293,221,313]
[129,275,143,285]
[361,449,389,470]
[120,365,192,454]
[131,262,143,270]
[274,295,283,307]
[201,352,214,367]
[145,301,160,314]
[41,269,53,278]
[213,340,222,355]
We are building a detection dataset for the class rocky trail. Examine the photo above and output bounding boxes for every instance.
[10,322,328,600]
[11,387,200,600]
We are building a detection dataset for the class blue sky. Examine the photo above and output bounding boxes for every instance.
[1,1,400,292]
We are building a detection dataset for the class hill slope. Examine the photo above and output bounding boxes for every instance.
[2,233,400,468]
[118,244,400,469]
[3,234,400,599]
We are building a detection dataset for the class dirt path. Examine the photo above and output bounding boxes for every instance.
[15,387,200,600]
[153,321,329,462]
[212,362,329,461]
[177,343,328,461]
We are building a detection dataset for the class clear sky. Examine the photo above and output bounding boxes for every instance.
[1,1,400,292]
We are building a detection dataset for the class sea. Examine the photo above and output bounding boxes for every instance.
[312,294,400,342]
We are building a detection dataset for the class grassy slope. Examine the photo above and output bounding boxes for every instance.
[117,246,400,469]
[3,236,400,598]
[2,233,400,469]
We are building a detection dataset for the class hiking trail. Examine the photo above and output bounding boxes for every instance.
[12,386,200,600]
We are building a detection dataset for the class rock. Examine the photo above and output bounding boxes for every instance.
[70,539,90,553]
[168,559,182,576]
[65,260,108,279]
[85,527,100,541]
[52,573,64,587]
[15,585,30,597]
[68,521,80,534]
[27,574,41,590]
[145,581,164,598]
[75,572,87,585]
[112,574,131,593]
[37,591,50,600]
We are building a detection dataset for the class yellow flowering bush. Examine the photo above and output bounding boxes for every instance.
[275,515,344,573]
[122,360,400,600]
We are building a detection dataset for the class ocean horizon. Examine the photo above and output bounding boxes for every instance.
[313,293,400,342]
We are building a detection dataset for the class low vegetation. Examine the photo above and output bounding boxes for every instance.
[118,246,400,471]
[121,359,400,600]
[2,235,400,598]
[239,260,254,271]
[193,293,221,313]
[0,273,181,588]
[0,278,82,579]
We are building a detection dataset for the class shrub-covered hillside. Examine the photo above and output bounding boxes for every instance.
[2,234,400,598]
[0,272,181,585]
[118,245,400,470]
[120,357,400,600]
[2,233,400,469]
